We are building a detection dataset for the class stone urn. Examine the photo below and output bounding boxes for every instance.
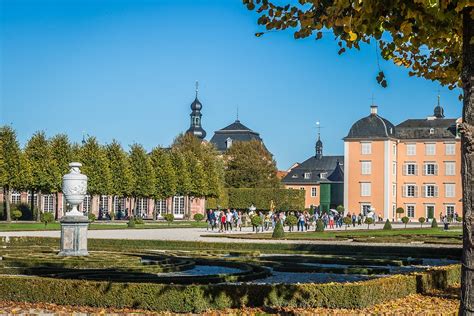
[59,162,89,256]
[62,162,88,217]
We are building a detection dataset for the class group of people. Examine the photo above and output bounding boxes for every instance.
[205,208,382,233]
[206,209,243,232]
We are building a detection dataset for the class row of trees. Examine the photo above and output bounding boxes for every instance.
[0,128,228,222]
[0,127,282,222]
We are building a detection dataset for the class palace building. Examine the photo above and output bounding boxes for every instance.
[344,100,462,221]
[281,131,344,210]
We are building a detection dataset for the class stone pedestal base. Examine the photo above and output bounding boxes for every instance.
[59,216,89,256]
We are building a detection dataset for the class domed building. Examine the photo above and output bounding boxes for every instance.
[343,102,461,222]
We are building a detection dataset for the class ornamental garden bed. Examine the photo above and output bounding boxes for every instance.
[0,237,461,313]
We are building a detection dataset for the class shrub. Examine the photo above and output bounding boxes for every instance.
[383,219,392,230]
[127,218,136,228]
[163,214,174,225]
[456,216,462,223]
[431,218,438,228]
[193,213,205,222]
[315,219,324,232]
[40,212,55,227]
[364,217,374,229]
[11,209,22,221]
[272,221,285,239]
[419,217,426,228]
[134,217,144,225]
[343,217,352,230]
[401,216,410,228]
[336,205,345,214]
[88,213,96,223]
[396,207,405,216]
[251,215,263,227]
[285,215,297,230]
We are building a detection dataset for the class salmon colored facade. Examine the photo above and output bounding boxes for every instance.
[344,104,461,221]
[284,184,320,209]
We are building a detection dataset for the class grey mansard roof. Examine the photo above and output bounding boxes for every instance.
[210,120,264,152]
[282,155,344,185]
[395,118,458,140]
[344,112,396,140]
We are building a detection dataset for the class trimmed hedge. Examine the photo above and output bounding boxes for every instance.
[0,237,463,259]
[0,265,460,313]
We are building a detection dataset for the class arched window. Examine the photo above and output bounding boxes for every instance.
[226,137,233,149]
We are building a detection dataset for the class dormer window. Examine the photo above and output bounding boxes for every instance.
[320,172,327,179]
[304,172,311,179]
[429,128,434,135]
[226,137,233,149]
[292,174,298,178]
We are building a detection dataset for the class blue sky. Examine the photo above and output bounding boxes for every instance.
[0,0,463,169]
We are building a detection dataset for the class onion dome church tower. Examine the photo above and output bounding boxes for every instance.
[186,81,207,140]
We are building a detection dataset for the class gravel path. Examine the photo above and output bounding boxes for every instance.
[0,224,461,248]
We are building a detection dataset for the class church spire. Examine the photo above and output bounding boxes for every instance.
[433,89,445,118]
[315,121,323,159]
[186,81,207,140]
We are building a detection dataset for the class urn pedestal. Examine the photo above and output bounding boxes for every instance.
[59,162,89,257]
[58,215,89,256]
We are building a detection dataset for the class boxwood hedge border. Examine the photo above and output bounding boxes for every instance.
[0,264,460,313]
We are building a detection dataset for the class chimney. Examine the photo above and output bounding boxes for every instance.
[370,105,378,115]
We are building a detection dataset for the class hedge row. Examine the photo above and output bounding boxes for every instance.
[0,265,460,313]
[206,188,305,211]
[0,237,462,259]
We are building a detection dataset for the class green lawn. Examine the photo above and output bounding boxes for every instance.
[0,221,207,231]
[201,227,462,244]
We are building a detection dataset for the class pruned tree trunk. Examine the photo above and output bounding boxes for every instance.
[460,7,474,316]
[36,191,43,222]
[55,192,60,220]
[4,187,11,222]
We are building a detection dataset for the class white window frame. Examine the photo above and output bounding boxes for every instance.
[361,161,372,175]
[445,143,456,155]
[155,199,167,218]
[405,163,417,175]
[311,187,317,197]
[392,162,397,176]
[404,184,417,197]
[99,195,109,212]
[136,197,148,216]
[424,163,437,176]
[11,190,21,204]
[392,144,397,156]
[82,195,91,214]
[42,194,54,212]
[446,205,455,217]
[425,143,436,156]
[361,204,371,215]
[424,184,437,198]
[361,142,372,155]
[304,172,312,179]
[406,205,415,218]
[113,196,126,213]
[445,161,456,176]
[445,183,456,198]
[392,183,396,198]
[27,192,38,207]
[360,182,371,197]
[173,196,185,217]
[406,143,416,156]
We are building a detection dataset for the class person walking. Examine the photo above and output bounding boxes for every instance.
[329,213,335,229]
[226,209,233,231]
[220,211,226,232]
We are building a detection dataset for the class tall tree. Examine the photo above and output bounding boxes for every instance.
[79,137,111,214]
[129,144,155,215]
[50,134,72,219]
[185,152,208,198]
[245,1,473,313]
[172,133,224,198]
[24,131,58,221]
[171,151,192,196]
[105,140,133,199]
[150,147,177,218]
[0,127,23,222]
[224,139,280,189]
